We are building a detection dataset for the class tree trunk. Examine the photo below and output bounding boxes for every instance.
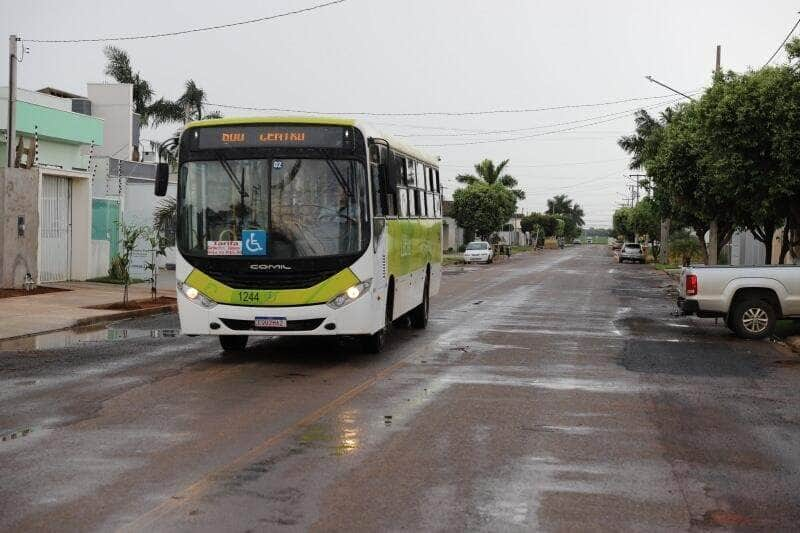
[693,225,709,265]
[752,225,776,265]
[779,225,791,264]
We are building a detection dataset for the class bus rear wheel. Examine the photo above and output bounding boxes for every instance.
[410,276,430,329]
[219,335,248,352]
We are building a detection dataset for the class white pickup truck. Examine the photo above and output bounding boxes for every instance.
[677,265,800,339]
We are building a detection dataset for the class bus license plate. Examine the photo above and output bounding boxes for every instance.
[255,317,287,329]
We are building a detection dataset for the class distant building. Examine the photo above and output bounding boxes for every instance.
[1,87,104,283]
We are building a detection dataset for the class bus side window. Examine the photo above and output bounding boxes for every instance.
[406,159,416,187]
[369,144,384,217]
[398,186,408,217]
[394,153,407,186]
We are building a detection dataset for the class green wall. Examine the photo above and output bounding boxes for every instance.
[16,101,103,145]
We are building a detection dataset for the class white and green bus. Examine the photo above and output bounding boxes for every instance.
[154,117,443,353]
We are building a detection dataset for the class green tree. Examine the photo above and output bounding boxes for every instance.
[456,159,526,200]
[628,197,660,240]
[521,212,560,237]
[692,60,800,263]
[452,183,517,240]
[546,194,585,227]
[612,207,634,241]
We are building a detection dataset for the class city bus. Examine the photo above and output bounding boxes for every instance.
[154,117,443,353]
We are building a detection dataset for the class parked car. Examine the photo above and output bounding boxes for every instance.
[618,243,644,263]
[678,265,800,339]
[463,241,494,264]
[573,238,582,245]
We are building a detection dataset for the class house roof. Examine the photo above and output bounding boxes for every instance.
[37,87,87,99]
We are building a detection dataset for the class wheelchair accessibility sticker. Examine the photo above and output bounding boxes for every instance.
[242,230,268,256]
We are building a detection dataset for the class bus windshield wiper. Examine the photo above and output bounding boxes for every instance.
[217,153,248,198]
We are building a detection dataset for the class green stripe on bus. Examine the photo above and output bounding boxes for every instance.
[185,268,360,307]
[386,219,442,278]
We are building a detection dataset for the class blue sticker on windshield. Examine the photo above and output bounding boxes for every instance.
[242,230,268,256]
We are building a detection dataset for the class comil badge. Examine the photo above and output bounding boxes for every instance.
[242,230,268,256]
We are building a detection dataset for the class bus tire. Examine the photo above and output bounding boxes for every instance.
[410,274,430,329]
[219,335,248,352]
[362,283,393,354]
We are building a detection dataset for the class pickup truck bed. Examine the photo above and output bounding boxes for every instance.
[678,265,800,339]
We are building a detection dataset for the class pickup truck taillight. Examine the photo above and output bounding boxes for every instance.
[685,274,698,296]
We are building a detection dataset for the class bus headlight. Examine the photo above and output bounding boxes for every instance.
[178,281,217,309]
[328,279,372,309]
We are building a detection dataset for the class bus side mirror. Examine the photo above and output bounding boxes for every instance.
[154,163,169,196]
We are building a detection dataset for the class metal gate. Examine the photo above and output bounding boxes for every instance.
[40,175,72,282]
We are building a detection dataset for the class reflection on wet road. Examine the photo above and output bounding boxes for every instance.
[1,246,799,531]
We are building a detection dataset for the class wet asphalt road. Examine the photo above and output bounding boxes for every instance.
[2,245,799,532]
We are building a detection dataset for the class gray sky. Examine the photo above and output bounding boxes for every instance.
[3,1,797,226]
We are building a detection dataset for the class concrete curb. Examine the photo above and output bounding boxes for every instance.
[0,303,177,343]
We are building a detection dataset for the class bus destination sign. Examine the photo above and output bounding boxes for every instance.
[194,125,348,150]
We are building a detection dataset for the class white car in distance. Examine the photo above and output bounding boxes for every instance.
[463,241,494,264]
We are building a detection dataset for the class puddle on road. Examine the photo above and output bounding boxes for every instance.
[0,324,179,352]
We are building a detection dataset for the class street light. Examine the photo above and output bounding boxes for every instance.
[645,76,696,101]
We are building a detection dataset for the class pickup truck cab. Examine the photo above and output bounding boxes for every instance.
[678,265,800,339]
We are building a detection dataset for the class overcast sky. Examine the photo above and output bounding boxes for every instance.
[3,1,797,226]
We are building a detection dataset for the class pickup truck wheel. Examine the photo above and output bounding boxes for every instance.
[731,298,776,340]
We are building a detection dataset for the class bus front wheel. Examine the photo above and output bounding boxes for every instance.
[219,335,248,352]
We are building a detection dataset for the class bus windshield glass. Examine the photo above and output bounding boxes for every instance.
[178,158,369,259]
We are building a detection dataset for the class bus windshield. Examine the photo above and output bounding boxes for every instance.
[178,158,369,259]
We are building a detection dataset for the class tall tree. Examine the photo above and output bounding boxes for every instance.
[545,194,585,228]
[456,159,525,200]
[103,47,222,129]
[452,183,517,240]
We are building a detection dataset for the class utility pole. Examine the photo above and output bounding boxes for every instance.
[708,45,722,265]
[6,34,19,168]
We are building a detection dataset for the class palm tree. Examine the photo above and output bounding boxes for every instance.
[104,47,222,128]
[456,158,526,200]
[617,108,674,170]
[547,194,585,227]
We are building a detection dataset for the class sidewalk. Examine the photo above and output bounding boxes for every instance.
[0,270,176,341]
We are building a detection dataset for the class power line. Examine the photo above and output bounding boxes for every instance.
[440,157,628,168]
[393,104,665,138]
[26,0,346,43]
[763,14,800,67]
[417,98,684,147]
[207,93,681,117]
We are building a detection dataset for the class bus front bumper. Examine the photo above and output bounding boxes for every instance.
[177,289,381,336]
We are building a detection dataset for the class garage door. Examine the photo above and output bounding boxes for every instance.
[40,175,72,282]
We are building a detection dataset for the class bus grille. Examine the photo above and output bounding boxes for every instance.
[202,268,342,290]
[220,318,325,331]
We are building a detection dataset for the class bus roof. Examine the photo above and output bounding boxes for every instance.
[185,116,439,167]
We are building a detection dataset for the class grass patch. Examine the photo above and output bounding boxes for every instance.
[775,319,800,339]
[510,245,533,254]
[87,276,147,285]
[442,255,464,266]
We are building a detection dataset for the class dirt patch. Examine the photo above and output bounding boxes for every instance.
[85,296,176,311]
[0,286,70,299]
